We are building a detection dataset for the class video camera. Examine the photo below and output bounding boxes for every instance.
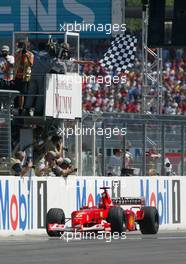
[47,35,70,60]
[58,42,70,60]
[164,158,172,176]
[17,40,28,55]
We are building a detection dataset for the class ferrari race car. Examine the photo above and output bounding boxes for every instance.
[46,187,159,237]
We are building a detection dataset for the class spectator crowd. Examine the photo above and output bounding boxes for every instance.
[82,47,186,115]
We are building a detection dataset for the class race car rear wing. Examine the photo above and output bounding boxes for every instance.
[112,197,145,206]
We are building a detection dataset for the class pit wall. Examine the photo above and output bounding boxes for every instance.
[0,176,184,235]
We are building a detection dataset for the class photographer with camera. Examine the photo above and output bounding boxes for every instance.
[164,157,173,176]
[47,135,64,159]
[38,151,77,177]
[56,157,77,177]
[47,37,76,74]
[49,42,69,74]
[11,151,34,177]
[14,40,34,115]
[0,45,14,84]
[0,45,15,109]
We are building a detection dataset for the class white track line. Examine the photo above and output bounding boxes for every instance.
[158,236,186,240]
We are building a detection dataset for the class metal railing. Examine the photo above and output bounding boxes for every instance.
[82,113,186,176]
[0,89,19,175]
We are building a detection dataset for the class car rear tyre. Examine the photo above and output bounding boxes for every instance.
[46,208,65,237]
[139,206,159,234]
[107,207,126,235]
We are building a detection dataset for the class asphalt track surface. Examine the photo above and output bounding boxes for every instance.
[0,231,186,264]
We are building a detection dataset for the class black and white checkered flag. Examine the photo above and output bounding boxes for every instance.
[100,34,137,73]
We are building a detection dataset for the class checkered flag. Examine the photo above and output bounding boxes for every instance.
[100,34,137,73]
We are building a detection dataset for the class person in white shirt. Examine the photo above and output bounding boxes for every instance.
[110,149,123,176]
[0,45,14,81]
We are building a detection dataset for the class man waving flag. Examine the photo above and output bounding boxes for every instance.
[74,34,137,73]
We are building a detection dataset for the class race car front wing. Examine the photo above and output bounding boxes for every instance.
[48,220,111,233]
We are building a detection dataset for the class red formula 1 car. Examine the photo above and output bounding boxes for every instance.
[46,187,159,237]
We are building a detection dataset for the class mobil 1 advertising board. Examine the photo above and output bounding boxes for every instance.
[139,177,182,228]
[0,177,47,234]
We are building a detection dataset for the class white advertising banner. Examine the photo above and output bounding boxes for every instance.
[0,177,47,235]
[0,176,185,236]
[45,73,82,119]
